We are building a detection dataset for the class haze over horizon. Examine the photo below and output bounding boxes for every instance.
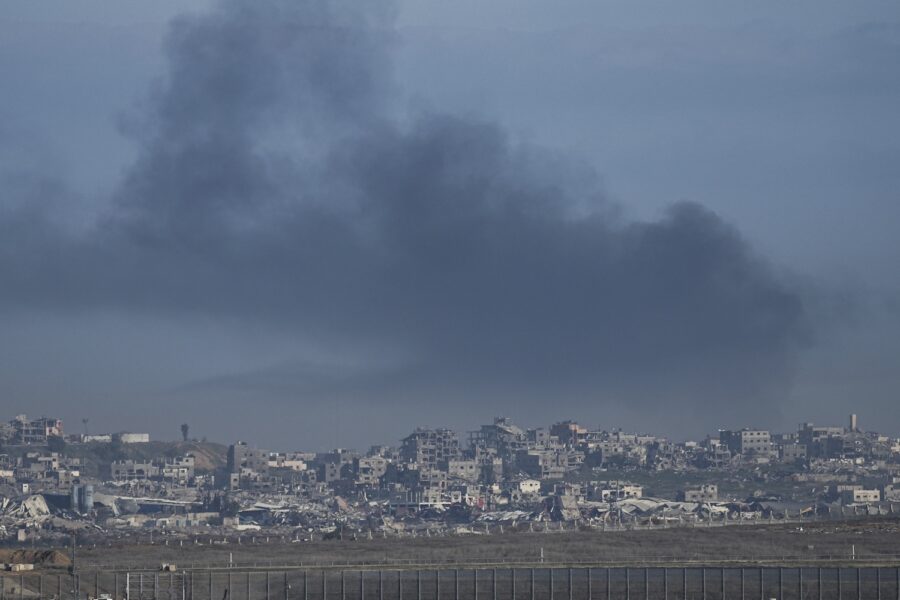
[1,0,899,450]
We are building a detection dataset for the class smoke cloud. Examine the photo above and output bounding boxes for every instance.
[0,0,809,435]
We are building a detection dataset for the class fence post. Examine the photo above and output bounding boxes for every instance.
[323,570,327,600]
[625,568,629,600]
[493,569,496,600]
[587,568,591,600]
[646,569,649,600]
[340,572,344,600]
[701,568,704,600]
[455,571,459,600]
[398,572,402,600]
[474,570,477,600]
[529,570,534,600]
[379,572,382,600]
[721,568,724,600]
[209,571,213,600]
[838,568,841,600]
[858,568,862,600]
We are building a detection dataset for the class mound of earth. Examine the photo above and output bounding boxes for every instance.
[0,549,71,566]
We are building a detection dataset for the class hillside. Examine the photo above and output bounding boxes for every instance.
[2,440,228,478]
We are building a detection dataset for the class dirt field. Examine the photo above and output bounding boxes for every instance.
[0,548,70,566]
[52,517,900,571]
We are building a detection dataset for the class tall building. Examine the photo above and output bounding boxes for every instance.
[719,429,772,457]
[227,441,269,473]
[400,428,460,469]
[10,415,64,445]
[468,417,527,459]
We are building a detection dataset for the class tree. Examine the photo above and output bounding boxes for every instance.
[47,435,66,453]
[181,423,189,442]
[109,436,125,459]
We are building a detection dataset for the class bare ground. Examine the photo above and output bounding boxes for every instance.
[51,517,900,571]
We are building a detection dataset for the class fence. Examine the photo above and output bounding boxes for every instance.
[4,566,900,600]
[78,551,900,573]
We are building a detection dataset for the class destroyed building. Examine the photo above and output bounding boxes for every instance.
[7,415,64,446]
[400,428,460,469]
[2,410,900,543]
[719,429,773,459]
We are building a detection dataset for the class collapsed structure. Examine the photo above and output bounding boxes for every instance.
[0,413,898,544]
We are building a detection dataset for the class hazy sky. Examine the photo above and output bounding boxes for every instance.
[1,0,898,449]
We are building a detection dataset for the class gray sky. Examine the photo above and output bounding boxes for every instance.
[1,0,898,449]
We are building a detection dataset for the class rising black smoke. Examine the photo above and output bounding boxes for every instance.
[0,0,808,429]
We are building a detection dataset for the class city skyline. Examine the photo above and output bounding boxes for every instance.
[1,410,874,453]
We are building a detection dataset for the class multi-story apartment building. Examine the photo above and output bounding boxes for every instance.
[400,428,459,469]
[227,442,270,474]
[355,456,388,486]
[160,455,195,484]
[447,459,480,482]
[516,449,567,480]
[10,415,64,445]
[720,429,772,457]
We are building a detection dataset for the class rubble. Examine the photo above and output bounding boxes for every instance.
[1,412,899,545]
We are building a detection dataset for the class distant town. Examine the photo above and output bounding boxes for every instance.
[1,412,897,546]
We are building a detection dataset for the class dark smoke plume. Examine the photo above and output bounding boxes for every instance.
[0,0,808,430]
